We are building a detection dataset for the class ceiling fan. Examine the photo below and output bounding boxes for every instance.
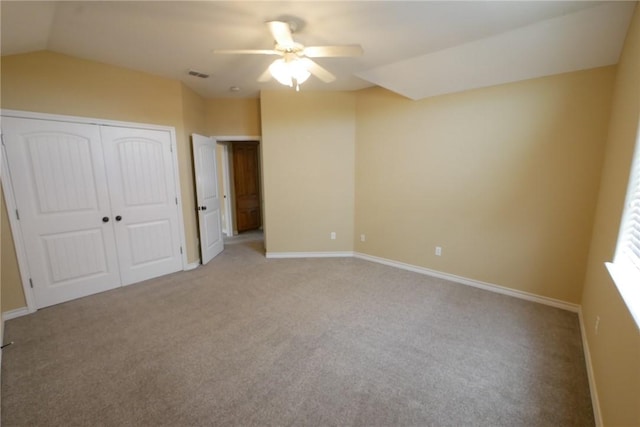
[213,21,363,90]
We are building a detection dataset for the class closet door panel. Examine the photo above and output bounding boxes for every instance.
[100,126,182,285]
[2,117,121,308]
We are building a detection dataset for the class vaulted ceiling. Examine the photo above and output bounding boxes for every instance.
[1,1,636,100]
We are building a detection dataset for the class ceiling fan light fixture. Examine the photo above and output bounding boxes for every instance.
[269,57,311,90]
[290,59,311,84]
[269,59,292,86]
[214,20,355,90]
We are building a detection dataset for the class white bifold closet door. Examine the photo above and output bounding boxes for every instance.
[100,126,182,285]
[2,117,183,308]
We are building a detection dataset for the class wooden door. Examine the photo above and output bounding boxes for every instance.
[192,134,224,264]
[101,126,184,285]
[2,117,121,308]
[232,142,261,232]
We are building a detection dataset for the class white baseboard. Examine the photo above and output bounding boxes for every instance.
[266,251,354,259]
[578,308,603,427]
[263,250,579,312]
[2,307,30,321]
[354,252,580,313]
[184,261,201,271]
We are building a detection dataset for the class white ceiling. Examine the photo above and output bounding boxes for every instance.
[0,1,636,100]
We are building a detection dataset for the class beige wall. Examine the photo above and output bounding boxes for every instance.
[581,4,640,426]
[260,91,355,253]
[1,51,183,124]
[354,67,615,304]
[1,194,24,312]
[205,98,261,136]
[0,51,206,309]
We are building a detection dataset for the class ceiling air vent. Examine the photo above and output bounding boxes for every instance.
[188,70,210,78]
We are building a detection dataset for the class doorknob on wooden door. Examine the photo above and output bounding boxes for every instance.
[115,215,122,221]
[198,206,207,211]
[102,216,109,223]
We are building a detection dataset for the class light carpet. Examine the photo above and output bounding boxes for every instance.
[2,240,594,426]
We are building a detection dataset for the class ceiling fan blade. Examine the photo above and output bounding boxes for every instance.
[304,45,364,58]
[267,21,294,48]
[257,68,272,82]
[212,49,280,55]
[301,58,335,83]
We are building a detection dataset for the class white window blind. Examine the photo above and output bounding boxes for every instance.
[607,124,640,329]
[619,145,640,272]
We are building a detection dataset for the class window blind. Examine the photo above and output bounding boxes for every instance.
[620,137,640,273]
[607,128,640,328]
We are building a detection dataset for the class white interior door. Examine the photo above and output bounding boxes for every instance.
[101,126,183,285]
[2,117,121,308]
[192,134,224,264]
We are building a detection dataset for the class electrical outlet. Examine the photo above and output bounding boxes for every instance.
[435,246,442,256]
[595,316,600,335]
[330,232,336,240]
[360,234,366,242]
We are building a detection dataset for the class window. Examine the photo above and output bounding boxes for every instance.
[606,122,640,328]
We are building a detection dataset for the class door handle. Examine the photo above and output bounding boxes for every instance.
[198,206,207,211]
[102,216,109,223]
[115,215,122,222]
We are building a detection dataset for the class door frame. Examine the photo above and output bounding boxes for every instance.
[0,109,189,314]
[213,136,261,237]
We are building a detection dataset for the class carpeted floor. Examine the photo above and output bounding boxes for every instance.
[224,230,264,245]
[1,240,594,426]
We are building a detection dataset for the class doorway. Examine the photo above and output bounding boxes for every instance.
[215,137,262,237]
